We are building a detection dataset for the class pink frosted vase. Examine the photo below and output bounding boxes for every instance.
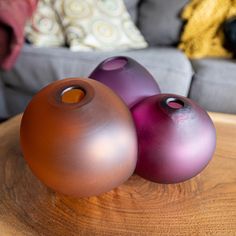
[131,94,216,184]
[89,56,161,108]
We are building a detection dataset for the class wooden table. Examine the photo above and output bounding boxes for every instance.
[0,113,235,236]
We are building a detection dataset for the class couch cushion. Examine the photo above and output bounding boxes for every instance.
[2,44,193,94]
[189,59,236,114]
[124,0,139,23]
[4,86,32,116]
[138,0,189,46]
[0,78,8,118]
[1,44,193,116]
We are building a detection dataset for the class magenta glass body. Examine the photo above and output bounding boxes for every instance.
[131,94,216,184]
[89,56,161,108]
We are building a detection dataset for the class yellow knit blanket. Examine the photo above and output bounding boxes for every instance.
[179,0,236,59]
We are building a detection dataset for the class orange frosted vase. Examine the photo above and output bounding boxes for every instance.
[20,78,137,197]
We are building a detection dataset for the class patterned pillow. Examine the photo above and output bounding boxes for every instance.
[54,0,148,51]
[25,0,65,47]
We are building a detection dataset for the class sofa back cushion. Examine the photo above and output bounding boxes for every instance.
[124,0,139,23]
[138,0,189,46]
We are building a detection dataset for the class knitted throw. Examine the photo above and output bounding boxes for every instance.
[179,0,236,59]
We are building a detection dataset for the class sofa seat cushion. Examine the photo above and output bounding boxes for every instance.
[3,86,32,116]
[2,44,193,93]
[190,58,236,114]
[0,78,8,118]
[1,44,193,116]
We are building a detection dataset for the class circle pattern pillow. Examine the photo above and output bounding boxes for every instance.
[54,0,148,51]
[25,0,65,47]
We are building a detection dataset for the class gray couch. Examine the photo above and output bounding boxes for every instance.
[1,0,236,119]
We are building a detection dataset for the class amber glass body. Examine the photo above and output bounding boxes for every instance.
[20,78,137,197]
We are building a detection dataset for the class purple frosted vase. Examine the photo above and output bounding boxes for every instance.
[89,56,161,108]
[131,94,216,184]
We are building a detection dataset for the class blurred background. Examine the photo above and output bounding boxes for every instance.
[1,0,236,121]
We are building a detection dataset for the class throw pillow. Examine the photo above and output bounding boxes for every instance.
[178,0,235,59]
[54,0,147,51]
[25,0,65,47]
[0,0,38,70]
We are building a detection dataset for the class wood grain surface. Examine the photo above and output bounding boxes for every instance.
[0,112,235,236]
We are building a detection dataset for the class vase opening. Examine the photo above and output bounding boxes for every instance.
[61,87,86,104]
[166,97,184,109]
[102,57,128,71]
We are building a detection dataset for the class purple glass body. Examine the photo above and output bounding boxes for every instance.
[131,94,216,184]
[89,56,161,108]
